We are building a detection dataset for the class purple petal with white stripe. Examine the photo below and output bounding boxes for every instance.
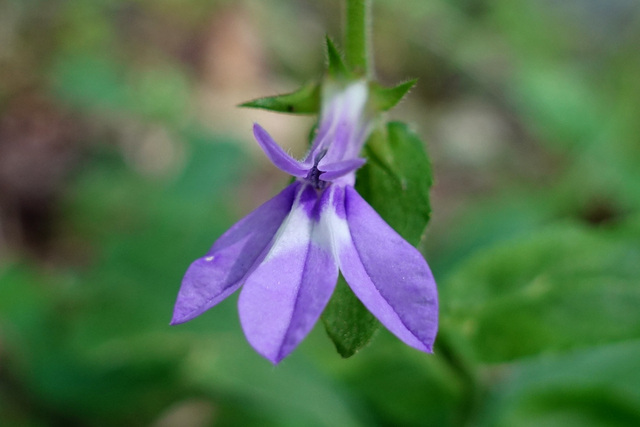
[253,123,308,177]
[335,186,438,352]
[171,183,298,325]
[305,81,370,166]
[238,184,339,363]
[320,82,370,165]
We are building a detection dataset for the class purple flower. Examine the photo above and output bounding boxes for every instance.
[171,82,438,363]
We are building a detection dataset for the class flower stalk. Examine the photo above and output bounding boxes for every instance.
[344,0,371,77]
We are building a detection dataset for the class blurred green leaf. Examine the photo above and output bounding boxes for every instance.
[0,264,49,325]
[477,340,640,427]
[184,331,369,427]
[342,335,470,427]
[0,131,254,425]
[51,54,129,111]
[240,82,320,114]
[171,127,247,198]
[0,263,188,426]
[129,65,191,123]
[322,121,434,357]
[26,347,184,424]
[62,131,247,339]
[426,191,556,277]
[510,63,601,150]
[51,53,192,123]
[442,221,640,363]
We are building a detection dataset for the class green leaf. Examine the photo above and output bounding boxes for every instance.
[321,276,379,358]
[441,221,640,363]
[369,79,417,112]
[322,121,434,357]
[477,340,640,427]
[325,36,350,79]
[239,82,320,114]
[357,121,433,246]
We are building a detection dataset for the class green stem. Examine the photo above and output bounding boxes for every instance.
[436,331,484,427]
[344,0,372,77]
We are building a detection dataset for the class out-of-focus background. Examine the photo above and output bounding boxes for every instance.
[1,0,640,425]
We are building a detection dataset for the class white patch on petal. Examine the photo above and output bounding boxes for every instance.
[204,255,215,262]
[322,81,368,125]
[313,205,337,252]
[262,186,313,263]
[316,187,351,259]
[309,81,372,169]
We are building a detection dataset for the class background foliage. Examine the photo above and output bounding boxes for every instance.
[1,0,639,425]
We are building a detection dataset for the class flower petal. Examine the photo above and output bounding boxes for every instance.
[305,81,370,166]
[238,184,339,363]
[334,186,438,352]
[318,158,366,181]
[253,123,308,177]
[171,183,298,325]
[322,81,370,164]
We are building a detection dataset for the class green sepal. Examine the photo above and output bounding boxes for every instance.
[238,37,355,115]
[322,121,434,358]
[239,82,320,114]
[325,36,351,79]
[369,79,418,112]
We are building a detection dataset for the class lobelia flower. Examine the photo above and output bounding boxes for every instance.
[171,81,438,364]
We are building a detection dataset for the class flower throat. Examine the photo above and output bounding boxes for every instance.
[305,149,328,190]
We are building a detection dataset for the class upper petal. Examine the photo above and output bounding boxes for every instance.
[320,81,370,164]
[171,183,298,325]
[238,184,339,363]
[253,123,308,177]
[334,186,438,352]
[306,81,371,167]
[318,158,366,181]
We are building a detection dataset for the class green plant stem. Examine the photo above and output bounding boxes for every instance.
[344,0,371,77]
[436,330,484,427]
